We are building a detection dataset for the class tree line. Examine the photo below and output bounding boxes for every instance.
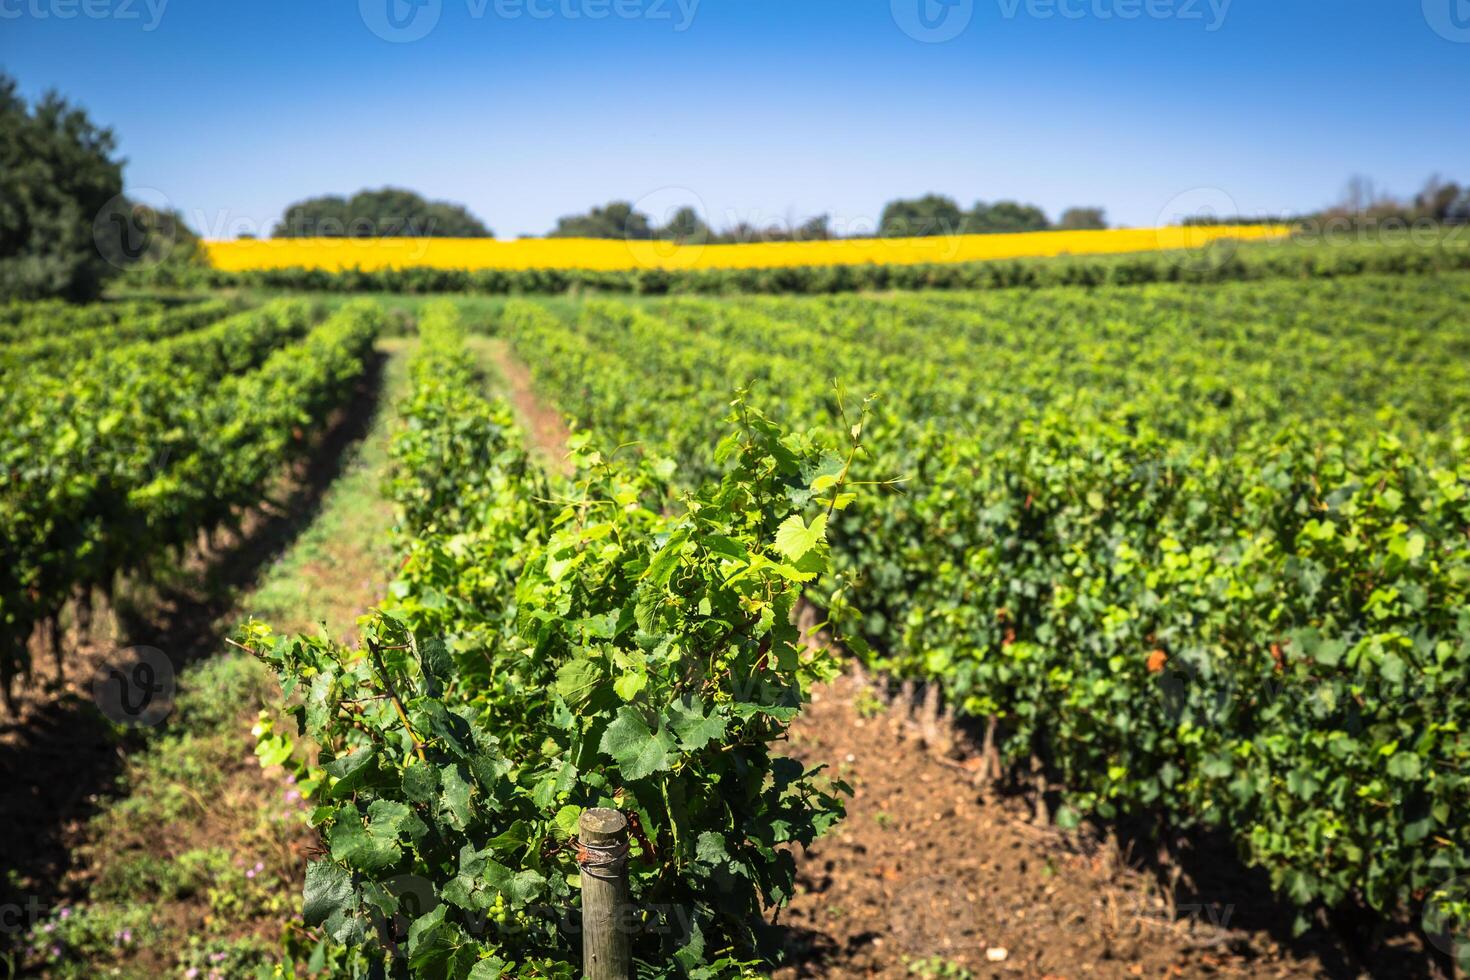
[271,188,493,238]
[1183,175,1470,229]
[537,195,1108,243]
[263,192,1105,243]
[1320,174,1470,227]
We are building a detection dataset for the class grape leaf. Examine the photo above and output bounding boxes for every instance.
[772,513,827,561]
[599,706,678,780]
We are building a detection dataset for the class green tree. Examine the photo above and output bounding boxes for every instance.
[0,73,125,301]
[879,194,966,237]
[549,201,655,239]
[119,203,207,268]
[1413,175,1464,223]
[702,214,833,245]
[656,205,712,243]
[794,213,833,241]
[964,200,1051,234]
[272,187,492,237]
[1448,188,1470,225]
[1057,206,1108,230]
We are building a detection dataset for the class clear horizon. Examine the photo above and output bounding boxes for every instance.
[4,0,1468,239]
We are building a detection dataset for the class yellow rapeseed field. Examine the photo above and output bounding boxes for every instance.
[204,224,1288,273]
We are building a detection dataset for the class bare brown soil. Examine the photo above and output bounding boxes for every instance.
[471,335,575,475]
[774,668,1337,979]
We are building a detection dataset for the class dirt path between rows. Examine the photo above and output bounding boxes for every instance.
[487,343,1444,980]
[775,669,1334,979]
[471,335,574,476]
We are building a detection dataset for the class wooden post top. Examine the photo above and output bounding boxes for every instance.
[580,807,628,844]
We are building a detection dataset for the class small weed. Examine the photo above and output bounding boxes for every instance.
[906,955,975,979]
[855,688,888,718]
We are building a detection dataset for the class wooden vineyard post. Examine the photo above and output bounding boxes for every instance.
[579,807,632,980]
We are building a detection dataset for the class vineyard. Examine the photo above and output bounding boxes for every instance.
[0,298,381,706]
[492,273,1470,937]
[8,1,1468,974]
[2,259,1469,978]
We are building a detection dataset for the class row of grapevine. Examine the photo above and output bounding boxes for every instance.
[0,299,382,707]
[126,235,1470,297]
[0,298,163,343]
[492,274,1470,938]
[0,298,238,377]
[240,302,849,978]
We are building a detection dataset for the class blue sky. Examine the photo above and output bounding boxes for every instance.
[3,0,1467,238]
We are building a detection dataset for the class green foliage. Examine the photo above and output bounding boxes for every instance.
[0,298,163,342]
[878,194,1052,236]
[239,302,848,977]
[0,73,124,301]
[0,298,382,704]
[549,200,655,240]
[961,199,1050,234]
[0,298,237,378]
[1056,206,1108,231]
[661,206,713,244]
[19,899,155,977]
[493,273,1470,937]
[273,187,492,238]
[878,194,967,237]
[543,202,825,245]
[906,955,974,979]
[115,201,211,270]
